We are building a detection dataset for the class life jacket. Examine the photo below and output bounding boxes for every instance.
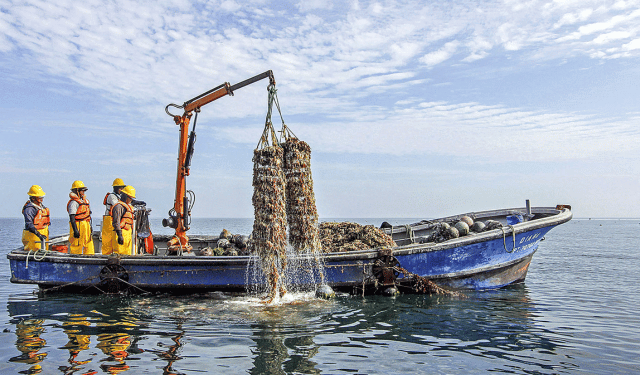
[110,201,134,231]
[22,201,51,230]
[68,192,91,222]
[103,192,119,215]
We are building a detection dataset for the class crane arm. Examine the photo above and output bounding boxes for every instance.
[183,70,275,113]
[163,70,276,253]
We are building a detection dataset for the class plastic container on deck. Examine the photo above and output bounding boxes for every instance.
[506,214,524,225]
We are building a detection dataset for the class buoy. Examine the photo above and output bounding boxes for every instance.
[454,221,470,236]
[447,226,459,239]
[382,286,399,296]
[460,215,474,227]
[315,284,335,299]
[470,221,486,232]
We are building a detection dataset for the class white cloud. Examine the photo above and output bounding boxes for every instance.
[592,30,633,44]
[419,41,460,67]
[2,0,640,163]
[622,37,640,50]
[217,100,640,162]
[297,0,333,12]
[2,0,639,115]
[554,8,594,29]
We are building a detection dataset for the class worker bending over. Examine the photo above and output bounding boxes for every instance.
[111,185,136,255]
[67,180,94,255]
[21,185,51,251]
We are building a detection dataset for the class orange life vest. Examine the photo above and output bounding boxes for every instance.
[68,193,91,222]
[22,201,51,230]
[103,192,118,214]
[110,201,134,231]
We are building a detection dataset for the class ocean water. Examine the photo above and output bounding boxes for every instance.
[1,217,639,374]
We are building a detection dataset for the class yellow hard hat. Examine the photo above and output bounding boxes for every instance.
[112,178,125,187]
[71,180,87,190]
[28,185,46,197]
[121,185,136,199]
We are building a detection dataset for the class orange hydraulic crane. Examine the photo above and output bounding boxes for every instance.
[163,70,275,253]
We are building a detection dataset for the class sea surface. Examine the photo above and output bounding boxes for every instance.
[1,217,639,374]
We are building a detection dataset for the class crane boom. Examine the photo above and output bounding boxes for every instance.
[163,70,275,253]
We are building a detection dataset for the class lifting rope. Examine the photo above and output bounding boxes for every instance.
[256,85,281,150]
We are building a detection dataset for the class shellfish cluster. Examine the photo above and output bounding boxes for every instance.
[282,138,319,253]
[249,145,288,299]
[319,222,397,253]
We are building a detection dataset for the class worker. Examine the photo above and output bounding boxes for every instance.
[102,178,147,255]
[101,178,126,255]
[111,185,136,256]
[21,185,51,251]
[67,180,94,255]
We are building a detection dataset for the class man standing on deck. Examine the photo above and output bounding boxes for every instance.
[21,185,51,251]
[102,178,146,255]
[111,185,136,256]
[67,180,94,255]
[102,178,125,255]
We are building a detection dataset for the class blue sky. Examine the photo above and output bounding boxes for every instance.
[1,0,639,220]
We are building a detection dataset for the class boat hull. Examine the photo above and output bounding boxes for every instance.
[7,207,572,294]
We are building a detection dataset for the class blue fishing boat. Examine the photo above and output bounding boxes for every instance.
[7,205,572,294]
[8,72,573,295]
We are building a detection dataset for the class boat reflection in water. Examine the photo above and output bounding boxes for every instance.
[6,285,568,374]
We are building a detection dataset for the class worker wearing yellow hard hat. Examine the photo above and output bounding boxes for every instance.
[101,178,126,255]
[102,178,146,254]
[21,185,51,251]
[110,185,136,255]
[67,180,94,255]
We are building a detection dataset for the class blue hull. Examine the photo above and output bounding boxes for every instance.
[7,207,572,294]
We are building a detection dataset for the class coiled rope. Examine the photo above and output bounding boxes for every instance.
[25,248,50,268]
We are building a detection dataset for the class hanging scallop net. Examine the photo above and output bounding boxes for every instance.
[248,85,288,302]
[248,84,326,302]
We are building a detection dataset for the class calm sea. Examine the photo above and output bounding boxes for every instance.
[1,217,639,374]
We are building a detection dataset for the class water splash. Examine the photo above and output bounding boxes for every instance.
[246,240,328,304]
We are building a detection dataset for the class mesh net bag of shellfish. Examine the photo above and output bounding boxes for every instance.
[319,222,397,253]
[282,137,319,253]
[249,145,288,299]
[281,136,326,286]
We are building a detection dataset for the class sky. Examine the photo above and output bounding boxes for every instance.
[1,0,639,221]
